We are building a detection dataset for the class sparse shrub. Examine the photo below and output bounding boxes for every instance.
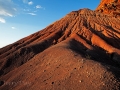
[85,54,91,59]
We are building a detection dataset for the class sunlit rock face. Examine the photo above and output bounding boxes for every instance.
[96,0,120,17]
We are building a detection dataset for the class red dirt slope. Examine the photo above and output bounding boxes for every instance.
[0,7,120,90]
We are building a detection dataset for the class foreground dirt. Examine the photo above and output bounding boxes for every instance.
[0,7,120,90]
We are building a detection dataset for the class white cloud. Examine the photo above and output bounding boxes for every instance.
[28,13,36,16]
[0,10,13,17]
[13,8,17,11]
[0,17,6,23]
[11,26,16,29]
[23,9,30,11]
[23,0,33,5]
[0,0,17,17]
[23,0,28,3]
[28,1,33,5]
[36,5,42,9]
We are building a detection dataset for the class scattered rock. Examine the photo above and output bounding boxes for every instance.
[52,82,54,84]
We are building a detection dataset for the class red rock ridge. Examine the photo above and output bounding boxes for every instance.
[96,0,120,17]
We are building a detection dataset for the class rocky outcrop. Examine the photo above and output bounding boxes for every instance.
[96,0,120,17]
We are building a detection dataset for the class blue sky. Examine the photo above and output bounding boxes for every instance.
[0,0,100,48]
